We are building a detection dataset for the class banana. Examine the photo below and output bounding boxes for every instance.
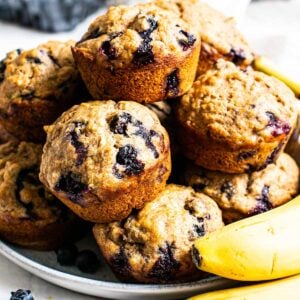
[254,56,300,97]
[192,195,300,281]
[188,273,300,300]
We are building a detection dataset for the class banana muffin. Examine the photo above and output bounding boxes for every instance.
[93,184,223,283]
[72,2,200,103]
[0,141,79,250]
[39,100,171,223]
[176,60,297,174]
[0,41,80,142]
[183,153,299,223]
[154,0,254,75]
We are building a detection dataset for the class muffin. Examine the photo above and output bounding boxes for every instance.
[0,41,80,142]
[93,184,223,283]
[196,2,254,75]
[72,3,200,103]
[0,141,79,250]
[176,61,297,174]
[183,153,299,223]
[39,100,171,223]
[154,0,254,75]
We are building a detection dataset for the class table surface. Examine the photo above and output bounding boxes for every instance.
[0,1,299,299]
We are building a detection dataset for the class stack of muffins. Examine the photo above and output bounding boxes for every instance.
[0,0,298,283]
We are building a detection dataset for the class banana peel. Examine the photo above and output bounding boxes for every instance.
[254,56,300,97]
[188,273,300,300]
[192,195,300,281]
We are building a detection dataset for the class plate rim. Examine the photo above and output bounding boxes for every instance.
[0,239,233,294]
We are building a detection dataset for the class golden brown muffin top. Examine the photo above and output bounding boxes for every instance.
[0,141,68,222]
[76,3,199,68]
[184,153,299,221]
[0,40,78,103]
[177,60,297,147]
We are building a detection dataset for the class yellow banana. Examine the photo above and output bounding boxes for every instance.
[188,273,300,300]
[254,56,300,97]
[192,195,300,281]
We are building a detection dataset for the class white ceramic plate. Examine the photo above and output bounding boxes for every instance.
[0,234,236,300]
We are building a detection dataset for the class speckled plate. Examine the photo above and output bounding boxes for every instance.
[0,234,236,300]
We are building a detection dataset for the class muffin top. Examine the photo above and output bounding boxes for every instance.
[197,2,253,64]
[154,0,200,28]
[0,141,69,223]
[177,60,297,147]
[93,184,223,282]
[0,40,78,104]
[76,3,199,68]
[40,100,170,204]
[154,0,253,65]
[183,153,299,221]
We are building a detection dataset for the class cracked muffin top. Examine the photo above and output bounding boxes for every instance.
[183,153,299,223]
[0,141,70,223]
[40,100,170,202]
[75,3,199,69]
[93,184,223,283]
[177,60,297,146]
[0,40,78,105]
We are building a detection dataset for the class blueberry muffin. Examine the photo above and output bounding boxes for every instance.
[183,153,299,223]
[176,61,297,174]
[196,2,254,75]
[93,184,223,283]
[72,3,200,103]
[154,0,254,75]
[0,41,80,142]
[39,100,171,223]
[0,141,79,250]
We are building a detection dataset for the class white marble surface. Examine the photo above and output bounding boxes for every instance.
[0,1,299,299]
